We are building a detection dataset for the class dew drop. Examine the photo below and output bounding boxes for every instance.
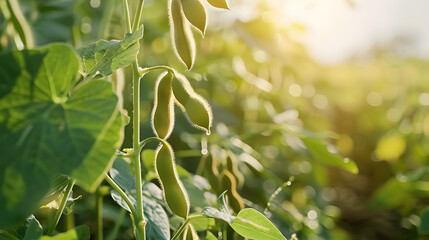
[201,149,208,155]
[206,130,211,136]
[286,181,292,186]
[344,158,350,163]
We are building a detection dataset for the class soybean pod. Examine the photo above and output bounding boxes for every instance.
[169,0,196,70]
[180,0,207,35]
[207,0,230,9]
[155,142,190,219]
[151,71,175,139]
[172,73,213,134]
[183,224,199,240]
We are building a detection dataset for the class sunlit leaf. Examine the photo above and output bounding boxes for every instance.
[230,208,287,240]
[77,26,143,77]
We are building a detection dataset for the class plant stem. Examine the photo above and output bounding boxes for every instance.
[47,180,75,235]
[122,0,132,33]
[65,212,75,231]
[122,0,146,238]
[104,173,139,220]
[171,215,206,240]
[3,0,34,49]
[132,0,145,31]
[96,188,104,240]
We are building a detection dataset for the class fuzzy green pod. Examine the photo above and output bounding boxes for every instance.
[155,143,190,219]
[172,74,213,134]
[207,0,230,9]
[225,150,244,188]
[183,224,199,240]
[152,71,175,139]
[220,170,244,213]
[169,0,196,70]
[180,0,207,35]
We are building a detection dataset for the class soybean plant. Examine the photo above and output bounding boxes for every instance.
[0,0,293,239]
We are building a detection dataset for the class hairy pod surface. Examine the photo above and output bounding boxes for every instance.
[169,0,196,70]
[183,224,199,240]
[152,71,175,139]
[155,143,190,219]
[220,170,244,213]
[225,150,244,188]
[207,0,230,9]
[172,74,213,133]
[180,0,207,35]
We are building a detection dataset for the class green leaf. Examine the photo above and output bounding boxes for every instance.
[0,44,123,227]
[300,136,358,174]
[201,207,235,223]
[23,215,43,240]
[420,207,429,233]
[217,191,230,215]
[109,161,170,240]
[230,208,287,240]
[40,225,90,240]
[110,158,136,192]
[77,26,143,77]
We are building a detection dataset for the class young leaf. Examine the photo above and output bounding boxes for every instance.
[0,44,123,227]
[201,207,235,223]
[230,208,287,240]
[180,0,207,35]
[169,0,196,70]
[217,191,230,215]
[40,225,90,240]
[77,26,144,77]
[207,0,230,9]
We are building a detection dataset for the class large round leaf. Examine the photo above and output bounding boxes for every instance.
[0,44,123,227]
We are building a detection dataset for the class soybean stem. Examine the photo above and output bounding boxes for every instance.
[171,215,206,240]
[47,180,75,235]
[123,0,146,238]
[122,0,132,33]
[96,188,104,240]
[132,0,145,31]
[104,173,139,220]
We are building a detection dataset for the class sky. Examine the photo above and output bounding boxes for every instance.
[278,0,429,64]
[210,0,429,64]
